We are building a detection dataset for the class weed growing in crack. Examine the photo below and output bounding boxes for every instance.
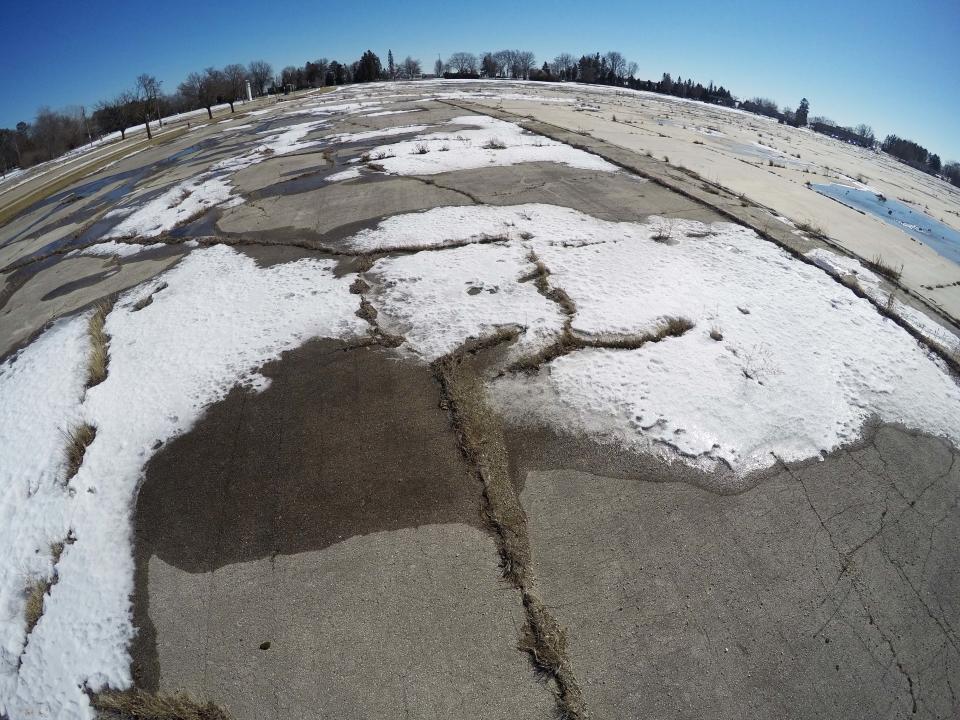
[24,580,47,635]
[87,300,113,388]
[431,330,586,719]
[866,254,903,282]
[350,277,370,294]
[795,219,826,238]
[356,297,378,322]
[62,423,96,483]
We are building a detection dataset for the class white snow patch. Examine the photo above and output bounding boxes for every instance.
[326,124,430,144]
[343,204,960,478]
[353,115,618,177]
[104,175,233,238]
[807,248,960,351]
[5,245,366,718]
[326,167,362,183]
[343,203,607,252]
[74,241,167,258]
[368,242,566,361]
[0,315,89,715]
[363,108,425,117]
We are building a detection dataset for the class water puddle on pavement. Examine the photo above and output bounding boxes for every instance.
[813,182,960,264]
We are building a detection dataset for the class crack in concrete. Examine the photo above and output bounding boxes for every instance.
[505,249,694,374]
[431,328,587,719]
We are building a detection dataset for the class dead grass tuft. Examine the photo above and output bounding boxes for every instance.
[413,143,430,155]
[865,254,903,282]
[651,221,675,243]
[92,689,231,720]
[795,219,826,238]
[356,297,378,322]
[62,423,96,482]
[349,277,370,295]
[24,580,47,635]
[432,329,586,719]
[87,300,114,388]
[483,138,508,150]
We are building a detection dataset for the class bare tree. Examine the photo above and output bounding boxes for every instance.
[433,57,444,77]
[248,60,273,97]
[223,64,248,111]
[626,61,638,79]
[135,74,162,138]
[401,56,422,79]
[553,53,576,81]
[604,51,626,80]
[178,69,221,120]
[94,93,135,140]
[447,52,479,75]
[515,50,536,80]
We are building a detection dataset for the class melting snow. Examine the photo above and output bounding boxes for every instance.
[1,246,365,718]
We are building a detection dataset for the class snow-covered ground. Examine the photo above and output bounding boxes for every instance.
[807,248,960,351]
[327,115,618,183]
[370,241,566,360]
[0,246,365,718]
[343,204,960,480]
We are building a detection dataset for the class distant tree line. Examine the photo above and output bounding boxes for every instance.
[2,47,957,189]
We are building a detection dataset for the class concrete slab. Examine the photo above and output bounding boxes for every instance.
[130,340,553,718]
[0,251,182,358]
[516,425,960,719]
[143,525,551,720]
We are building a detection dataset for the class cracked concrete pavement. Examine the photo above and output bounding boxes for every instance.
[1,81,958,718]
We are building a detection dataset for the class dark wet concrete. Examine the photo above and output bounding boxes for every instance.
[131,338,483,688]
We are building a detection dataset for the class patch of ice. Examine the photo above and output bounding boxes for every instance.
[5,245,366,717]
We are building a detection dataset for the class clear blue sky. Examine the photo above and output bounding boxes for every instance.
[3,0,958,159]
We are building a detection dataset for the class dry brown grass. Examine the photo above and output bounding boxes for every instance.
[483,138,507,150]
[795,219,826,238]
[356,298,378,322]
[431,330,585,718]
[24,580,47,635]
[865,254,903,282]
[92,690,231,720]
[62,423,96,482]
[349,277,370,295]
[87,300,114,388]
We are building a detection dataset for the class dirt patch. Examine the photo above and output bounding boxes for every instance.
[130,338,483,690]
